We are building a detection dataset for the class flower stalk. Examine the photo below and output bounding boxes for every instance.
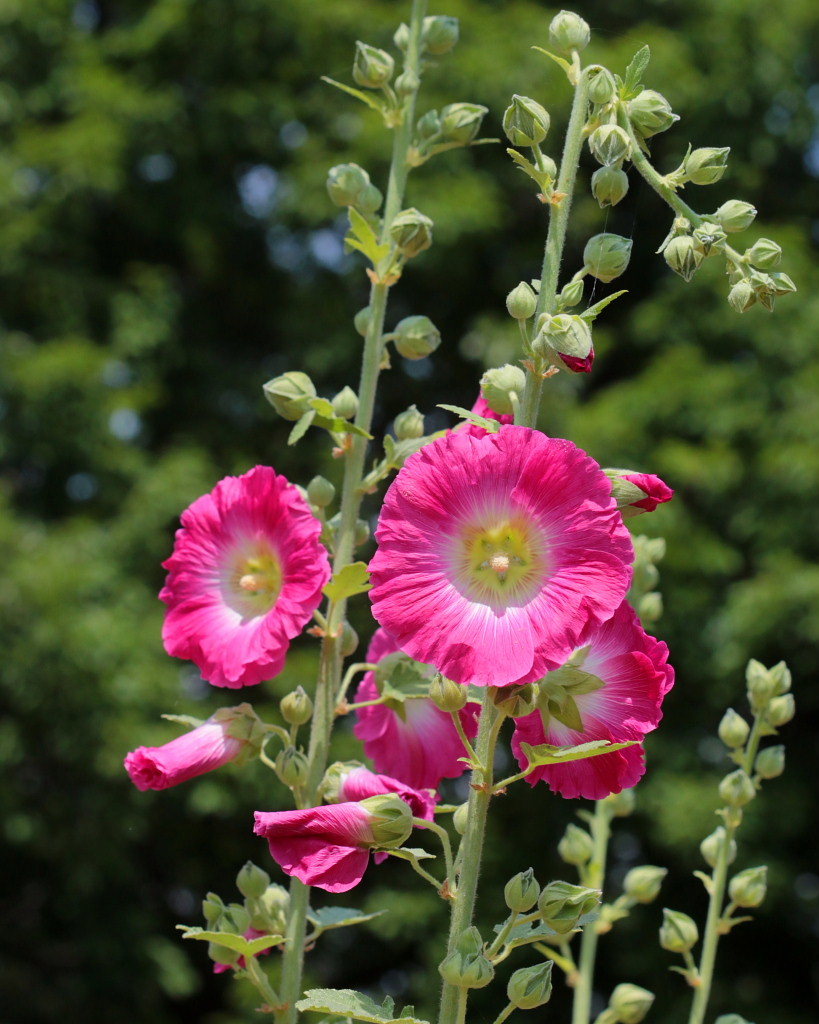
[572,800,614,1024]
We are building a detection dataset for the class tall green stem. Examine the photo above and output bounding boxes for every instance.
[572,801,612,1024]
[275,4,428,1020]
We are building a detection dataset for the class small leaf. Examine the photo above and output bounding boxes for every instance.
[347,207,390,265]
[321,77,387,114]
[323,562,372,603]
[309,397,336,419]
[161,713,204,729]
[438,404,501,433]
[176,926,284,958]
[623,45,651,97]
[296,988,431,1024]
[499,920,562,948]
[580,290,628,322]
[531,46,574,77]
[288,410,316,445]
[388,847,437,861]
[307,907,387,932]
[379,655,432,702]
[693,871,714,895]
[520,739,638,768]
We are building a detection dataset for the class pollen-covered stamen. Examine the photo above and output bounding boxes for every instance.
[453,517,547,603]
[224,548,283,617]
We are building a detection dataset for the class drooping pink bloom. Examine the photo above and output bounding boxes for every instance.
[511,601,673,800]
[325,760,437,821]
[353,629,478,789]
[369,427,633,688]
[161,466,330,688]
[125,717,244,791]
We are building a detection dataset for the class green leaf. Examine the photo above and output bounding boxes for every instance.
[623,45,650,97]
[320,77,387,115]
[693,871,714,895]
[309,397,336,418]
[323,562,371,602]
[161,713,204,729]
[176,926,284,958]
[379,655,432,702]
[531,46,574,78]
[505,148,551,189]
[438,404,501,433]
[312,412,373,439]
[307,907,387,932]
[346,207,390,265]
[520,739,638,767]
[544,666,606,696]
[388,846,436,862]
[296,988,430,1024]
[498,920,562,948]
[580,290,628,322]
[288,410,315,445]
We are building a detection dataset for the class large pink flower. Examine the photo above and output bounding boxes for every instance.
[369,427,633,688]
[511,601,673,799]
[353,629,478,789]
[161,466,330,687]
[125,717,244,791]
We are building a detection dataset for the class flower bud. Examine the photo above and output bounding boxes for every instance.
[503,94,551,147]
[394,404,425,440]
[393,314,441,359]
[623,865,667,904]
[506,281,538,320]
[354,305,372,337]
[492,683,536,718]
[609,983,655,1024]
[728,866,767,908]
[429,673,468,713]
[603,788,636,817]
[583,233,632,283]
[700,826,737,869]
[362,793,414,848]
[534,314,594,373]
[692,221,727,256]
[224,902,251,934]
[746,238,782,269]
[332,386,359,420]
[453,801,469,835]
[719,769,756,808]
[538,881,601,933]
[718,708,749,749]
[263,371,316,421]
[341,621,359,657]
[275,746,309,789]
[683,147,730,186]
[746,659,777,707]
[439,102,488,145]
[307,475,335,508]
[416,108,441,140]
[352,42,394,89]
[439,927,495,989]
[250,883,290,932]
[280,686,313,726]
[637,591,662,622]
[389,208,434,258]
[326,163,372,208]
[728,279,756,314]
[357,183,383,213]
[549,10,591,52]
[422,15,460,55]
[202,891,225,925]
[559,277,585,308]
[591,165,629,208]
[589,124,631,166]
[755,745,785,780]
[480,364,525,416]
[767,694,795,728]
[587,67,617,106]
[659,909,698,953]
[558,824,594,866]
[394,22,409,51]
[507,961,554,1009]
[504,868,541,912]
[663,235,702,282]
[236,860,271,900]
[769,661,791,695]
[627,90,677,137]
[354,518,370,547]
[769,272,796,296]
[395,69,420,98]
[714,200,757,233]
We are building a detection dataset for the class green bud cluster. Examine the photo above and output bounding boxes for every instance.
[607,983,655,1024]
[326,162,382,212]
[438,927,494,989]
[263,371,316,421]
[480,364,525,416]
[659,908,698,953]
[538,880,601,933]
[392,314,441,359]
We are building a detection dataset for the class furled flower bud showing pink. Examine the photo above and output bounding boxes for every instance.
[160,466,330,688]
[605,469,674,516]
[558,348,595,374]
[125,704,262,791]
[321,761,437,821]
[253,795,413,893]
[353,629,478,789]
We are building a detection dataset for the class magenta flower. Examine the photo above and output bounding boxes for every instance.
[253,794,413,893]
[620,472,674,514]
[353,629,478,789]
[558,347,594,374]
[369,427,633,688]
[323,759,438,821]
[511,601,673,800]
[161,466,330,688]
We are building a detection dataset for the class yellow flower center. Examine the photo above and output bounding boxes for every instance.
[452,517,546,604]
[224,544,283,618]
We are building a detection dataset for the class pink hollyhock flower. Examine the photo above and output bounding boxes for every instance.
[322,760,437,821]
[369,426,633,688]
[161,465,330,687]
[511,601,673,800]
[605,469,674,516]
[353,629,478,789]
[253,794,413,893]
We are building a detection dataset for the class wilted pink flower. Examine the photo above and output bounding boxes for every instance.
[369,427,633,688]
[353,629,478,789]
[511,601,673,800]
[161,466,330,688]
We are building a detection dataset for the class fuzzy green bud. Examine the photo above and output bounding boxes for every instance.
[249,883,290,933]
[683,146,730,186]
[538,881,601,933]
[507,961,554,1009]
[769,271,797,296]
[693,220,727,256]
[223,902,251,934]
[263,371,317,421]
[700,826,737,869]
[422,15,460,55]
[591,165,629,208]
[236,861,271,900]
[718,708,750,749]
[480,364,525,416]
[663,235,702,282]
[746,659,777,707]
[504,868,541,913]
[394,69,420,98]
[728,279,756,314]
[767,694,795,728]
[307,475,335,508]
[354,518,370,548]
[275,746,309,789]
[353,305,372,337]
[331,385,358,420]
[623,865,667,904]
[609,983,655,1024]
[506,281,538,321]
[416,108,441,140]
[627,90,677,137]
[755,745,785,780]
[769,661,792,694]
[534,313,593,370]
[394,404,425,440]
[394,22,409,51]
[362,793,414,848]
[746,238,782,269]
[659,909,698,953]
[429,673,468,713]
[584,233,632,283]
[326,162,372,208]
[393,314,441,359]
[358,183,383,213]
[280,686,313,726]
[202,891,225,925]
[341,622,359,657]
[549,10,591,52]
[352,42,394,89]
[453,802,469,835]
[729,866,767,908]
[492,683,536,718]
[389,208,434,258]
[714,200,757,233]
[439,102,488,145]
[719,768,756,807]
[558,824,594,866]
[603,787,636,817]
[587,67,617,106]
[637,591,663,622]
[503,94,550,147]
[589,124,631,166]
[439,927,495,989]
[559,277,585,308]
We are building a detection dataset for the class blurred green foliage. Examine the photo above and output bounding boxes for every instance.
[1,0,817,1021]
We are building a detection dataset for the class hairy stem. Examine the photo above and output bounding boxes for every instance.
[572,801,613,1024]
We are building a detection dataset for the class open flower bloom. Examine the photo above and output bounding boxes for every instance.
[253,794,413,893]
[322,760,437,821]
[511,601,674,800]
[161,465,330,687]
[353,629,478,789]
[369,427,633,688]
[606,469,674,516]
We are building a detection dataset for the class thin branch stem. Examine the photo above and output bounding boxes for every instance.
[414,817,455,884]
[450,710,479,765]
[572,801,613,1024]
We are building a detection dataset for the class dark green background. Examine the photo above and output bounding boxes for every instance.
[1,1,817,1021]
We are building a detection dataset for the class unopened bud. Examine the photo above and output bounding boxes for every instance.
[637,591,663,622]
[746,659,777,708]
[603,787,636,817]
[714,200,757,233]
[439,927,495,989]
[718,708,749,749]
[768,660,792,695]
[504,868,540,912]
[202,892,225,925]
[700,826,737,869]
[558,824,594,866]
[627,90,677,137]
[769,272,796,296]
[503,94,550,147]
[280,687,313,726]
[729,865,767,908]
[480,364,525,416]
[719,769,756,808]
[223,903,251,934]
[755,745,785,780]
[767,694,795,728]
[683,147,730,186]
[362,793,414,848]
[250,883,290,932]
[587,67,617,106]
[394,405,425,440]
[236,861,271,900]
[422,15,459,55]
[507,961,554,1009]
[506,281,538,320]
[663,235,702,282]
[332,386,358,420]
[728,279,756,314]
[453,802,469,835]
[416,108,441,140]
[592,165,629,208]
[746,238,782,269]
[549,10,591,52]
[492,683,536,718]
[352,42,394,89]
[538,881,600,933]
[534,314,594,373]
[439,102,487,145]
[390,208,434,258]
[659,909,698,953]
[354,518,370,547]
[584,233,632,283]
[623,865,667,904]
[357,183,383,214]
[609,983,655,1024]
[341,622,359,657]
[326,162,372,208]
[559,277,585,308]
[395,69,420,98]
[263,371,316,421]
[394,22,409,51]
[692,221,727,256]
[393,314,441,359]
[275,746,309,789]
[429,673,468,713]
[307,475,335,508]
[353,305,372,337]
[589,124,630,166]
